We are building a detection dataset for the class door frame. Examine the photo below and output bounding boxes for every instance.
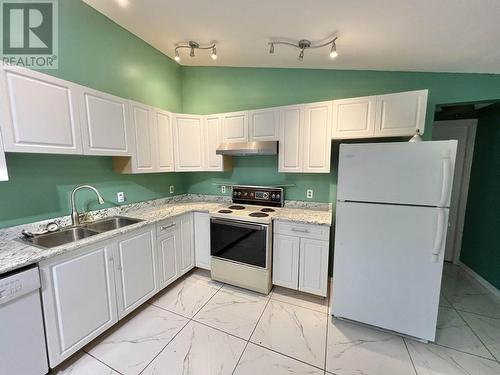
[433,119,477,264]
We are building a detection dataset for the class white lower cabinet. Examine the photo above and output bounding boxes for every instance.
[40,241,118,367]
[272,221,330,297]
[114,227,158,319]
[40,225,156,367]
[178,213,195,275]
[194,212,211,270]
[0,129,8,181]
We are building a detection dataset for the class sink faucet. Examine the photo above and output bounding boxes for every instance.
[71,185,105,226]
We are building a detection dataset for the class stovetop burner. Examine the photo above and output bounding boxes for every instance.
[249,212,269,218]
[218,209,233,214]
[228,205,246,210]
[260,208,275,213]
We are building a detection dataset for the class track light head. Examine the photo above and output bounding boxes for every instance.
[298,49,304,61]
[174,50,180,62]
[329,41,338,59]
[210,46,217,60]
[269,43,274,54]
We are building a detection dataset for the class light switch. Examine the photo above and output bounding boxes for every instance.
[117,192,125,203]
[169,185,175,194]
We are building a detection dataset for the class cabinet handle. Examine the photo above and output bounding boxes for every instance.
[160,223,176,231]
[291,228,309,233]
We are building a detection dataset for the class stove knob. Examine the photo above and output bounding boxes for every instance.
[244,192,248,196]
[271,194,275,199]
[238,192,242,196]
[276,194,280,199]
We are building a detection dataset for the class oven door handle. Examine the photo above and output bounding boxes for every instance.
[211,218,267,231]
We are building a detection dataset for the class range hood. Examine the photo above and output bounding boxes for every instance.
[216,141,278,156]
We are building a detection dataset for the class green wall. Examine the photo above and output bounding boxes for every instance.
[460,104,500,289]
[0,0,185,228]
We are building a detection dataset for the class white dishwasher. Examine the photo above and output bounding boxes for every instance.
[0,266,48,375]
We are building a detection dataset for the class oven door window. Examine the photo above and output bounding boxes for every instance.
[211,219,267,268]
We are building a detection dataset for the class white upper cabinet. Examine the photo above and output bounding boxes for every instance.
[173,114,205,171]
[0,64,83,154]
[130,102,155,172]
[79,87,131,156]
[0,130,8,181]
[332,96,377,139]
[222,111,248,143]
[375,90,428,137]
[204,114,224,171]
[249,108,279,141]
[303,101,332,173]
[279,105,303,173]
[154,109,175,172]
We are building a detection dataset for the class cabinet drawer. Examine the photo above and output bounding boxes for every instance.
[156,217,180,237]
[274,221,329,241]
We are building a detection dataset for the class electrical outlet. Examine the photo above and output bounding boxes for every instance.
[306,189,313,199]
[117,192,125,203]
[221,186,226,194]
[169,185,174,194]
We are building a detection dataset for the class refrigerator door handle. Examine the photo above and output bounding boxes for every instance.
[438,152,452,207]
[431,209,446,262]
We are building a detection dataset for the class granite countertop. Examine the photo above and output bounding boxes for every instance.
[0,195,332,275]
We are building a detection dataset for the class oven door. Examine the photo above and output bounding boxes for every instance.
[210,218,269,269]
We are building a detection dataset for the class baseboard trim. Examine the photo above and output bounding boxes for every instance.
[458,261,500,299]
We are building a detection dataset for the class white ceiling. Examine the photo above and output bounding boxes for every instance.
[83,0,500,73]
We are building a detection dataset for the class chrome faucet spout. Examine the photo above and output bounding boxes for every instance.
[70,185,105,226]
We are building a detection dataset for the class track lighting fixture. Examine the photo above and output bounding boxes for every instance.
[268,36,338,61]
[174,41,217,63]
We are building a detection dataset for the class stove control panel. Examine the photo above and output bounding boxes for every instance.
[232,186,283,207]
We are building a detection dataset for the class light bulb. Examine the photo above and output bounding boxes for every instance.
[269,43,274,54]
[210,46,217,60]
[329,42,338,59]
[298,49,304,61]
[174,50,180,62]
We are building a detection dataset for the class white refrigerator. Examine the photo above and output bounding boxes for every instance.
[331,140,457,342]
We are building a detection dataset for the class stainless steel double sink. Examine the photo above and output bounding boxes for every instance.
[20,216,143,249]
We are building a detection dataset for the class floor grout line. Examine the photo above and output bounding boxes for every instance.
[83,351,125,375]
[403,338,419,375]
[323,312,329,374]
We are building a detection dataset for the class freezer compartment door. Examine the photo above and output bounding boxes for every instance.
[332,201,448,341]
[337,141,457,207]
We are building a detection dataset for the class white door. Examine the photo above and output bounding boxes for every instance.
[433,120,477,262]
[205,115,224,171]
[115,227,157,319]
[154,109,175,172]
[375,90,428,137]
[157,221,180,290]
[40,243,118,367]
[194,212,211,270]
[298,238,329,296]
[0,64,83,154]
[272,234,300,289]
[178,213,195,275]
[332,201,448,341]
[279,105,303,173]
[0,130,8,181]
[337,141,458,207]
[222,111,248,142]
[332,96,376,139]
[79,87,131,156]
[131,102,155,173]
[303,101,332,173]
[249,108,279,141]
[174,114,204,171]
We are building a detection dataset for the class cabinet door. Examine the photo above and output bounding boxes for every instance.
[0,130,8,181]
[194,212,211,270]
[205,115,223,171]
[249,108,279,141]
[0,64,83,154]
[178,213,195,275]
[154,109,175,172]
[40,242,117,367]
[272,234,300,289]
[375,90,428,137]
[298,238,329,297]
[131,102,156,173]
[332,96,376,139]
[222,111,248,142]
[157,222,180,290]
[114,227,158,319]
[174,114,204,171]
[80,87,131,156]
[303,101,332,173]
[278,105,303,173]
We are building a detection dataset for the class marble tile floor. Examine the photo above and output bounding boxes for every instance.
[51,265,500,375]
